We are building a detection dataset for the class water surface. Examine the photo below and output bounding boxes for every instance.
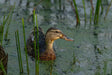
[0,0,112,75]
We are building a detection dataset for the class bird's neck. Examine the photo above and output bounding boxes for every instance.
[45,39,54,52]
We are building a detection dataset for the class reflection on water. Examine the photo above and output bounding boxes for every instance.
[0,0,112,75]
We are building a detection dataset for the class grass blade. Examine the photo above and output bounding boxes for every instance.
[90,8,92,24]
[90,0,94,14]
[1,5,15,45]
[0,61,7,75]
[15,30,24,73]
[82,0,86,24]
[94,0,101,24]
[22,18,29,75]
[104,0,112,20]
[4,6,15,40]
[1,16,6,45]
[72,0,80,26]
[33,9,39,75]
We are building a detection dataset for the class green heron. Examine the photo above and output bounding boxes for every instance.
[26,27,73,61]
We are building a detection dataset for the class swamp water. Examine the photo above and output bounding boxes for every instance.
[0,0,112,75]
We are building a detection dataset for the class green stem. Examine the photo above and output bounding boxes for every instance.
[22,18,29,75]
[104,0,112,20]
[33,9,39,75]
[4,6,15,40]
[82,0,86,24]
[90,8,92,24]
[0,61,7,75]
[94,0,101,24]
[15,30,24,73]
[73,0,80,26]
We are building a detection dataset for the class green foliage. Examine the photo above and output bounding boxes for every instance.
[33,10,39,75]
[94,0,101,24]
[0,61,7,75]
[15,30,24,73]
[4,6,15,40]
[82,0,86,24]
[73,0,80,26]
[22,18,30,75]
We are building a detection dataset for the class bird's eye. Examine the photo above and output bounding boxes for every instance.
[55,31,59,33]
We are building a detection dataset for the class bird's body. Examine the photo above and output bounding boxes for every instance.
[26,27,73,61]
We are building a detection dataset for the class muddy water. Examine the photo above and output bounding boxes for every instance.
[0,0,112,75]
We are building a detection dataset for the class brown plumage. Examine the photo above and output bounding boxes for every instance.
[26,27,73,61]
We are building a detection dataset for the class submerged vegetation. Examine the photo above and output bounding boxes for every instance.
[0,0,112,75]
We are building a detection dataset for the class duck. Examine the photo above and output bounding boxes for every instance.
[26,27,73,61]
[0,45,8,75]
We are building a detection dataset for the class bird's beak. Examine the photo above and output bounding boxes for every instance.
[60,34,74,41]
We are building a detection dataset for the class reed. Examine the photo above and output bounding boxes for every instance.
[4,14,12,41]
[100,2,103,15]
[33,10,39,75]
[1,14,10,45]
[15,30,23,73]
[0,61,6,75]
[35,14,39,62]
[22,18,29,75]
[90,8,92,24]
[104,0,112,20]
[94,0,101,24]
[5,6,15,41]
[72,0,80,26]
[82,0,86,24]
[59,0,62,10]
[0,6,14,44]
[90,0,94,14]
[36,14,40,75]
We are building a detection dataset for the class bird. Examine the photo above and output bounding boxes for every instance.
[26,27,73,61]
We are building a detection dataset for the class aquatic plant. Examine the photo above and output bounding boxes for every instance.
[0,61,7,75]
[1,15,10,45]
[90,0,94,14]
[90,8,92,24]
[22,18,30,75]
[0,5,14,45]
[72,0,80,26]
[94,0,101,24]
[5,6,15,41]
[15,30,23,73]
[33,10,39,75]
[104,0,112,20]
[82,0,86,24]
